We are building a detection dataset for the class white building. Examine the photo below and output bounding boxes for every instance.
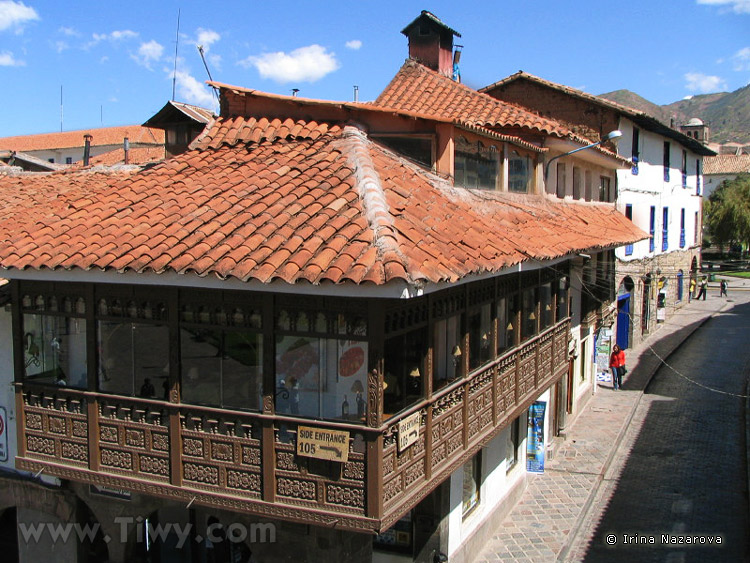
[481,72,715,348]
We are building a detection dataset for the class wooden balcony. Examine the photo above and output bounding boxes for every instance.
[15,319,570,533]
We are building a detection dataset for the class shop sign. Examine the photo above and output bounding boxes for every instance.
[397,411,420,452]
[0,407,7,462]
[526,401,546,474]
[89,484,131,501]
[297,426,350,462]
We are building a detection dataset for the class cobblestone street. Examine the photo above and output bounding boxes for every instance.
[477,279,750,562]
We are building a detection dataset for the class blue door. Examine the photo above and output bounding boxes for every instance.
[617,294,631,349]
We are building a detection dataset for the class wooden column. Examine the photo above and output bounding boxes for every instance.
[366,434,384,520]
[168,291,181,486]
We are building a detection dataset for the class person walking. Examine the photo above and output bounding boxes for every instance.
[609,344,626,390]
[720,279,728,297]
[689,277,696,302]
[696,276,708,301]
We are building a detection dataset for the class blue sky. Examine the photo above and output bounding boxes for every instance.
[1,0,749,137]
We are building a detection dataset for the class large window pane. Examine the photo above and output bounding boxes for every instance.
[275,336,368,422]
[23,314,87,388]
[540,283,553,330]
[433,315,462,391]
[462,452,481,518]
[508,151,530,193]
[384,327,427,418]
[98,322,169,397]
[181,328,263,410]
[521,287,538,341]
[469,304,492,371]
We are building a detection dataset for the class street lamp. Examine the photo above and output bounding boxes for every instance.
[544,130,623,181]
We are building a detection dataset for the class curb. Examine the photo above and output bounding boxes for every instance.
[556,300,732,562]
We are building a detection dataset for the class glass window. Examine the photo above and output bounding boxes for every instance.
[384,327,427,418]
[98,321,169,397]
[23,314,87,389]
[572,167,582,200]
[599,176,611,202]
[556,163,566,198]
[508,151,531,193]
[506,416,522,473]
[454,138,498,190]
[181,328,263,410]
[275,336,368,422]
[556,277,569,321]
[663,141,671,182]
[540,283,553,330]
[500,293,520,352]
[462,452,481,518]
[631,128,640,175]
[521,287,538,341]
[468,304,492,371]
[433,314,462,391]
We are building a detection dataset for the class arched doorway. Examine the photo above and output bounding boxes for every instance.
[677,270,684,301]
[617,277,635,349]
[641,273,652,335]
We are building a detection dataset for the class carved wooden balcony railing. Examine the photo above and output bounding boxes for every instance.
[16,319,569,533]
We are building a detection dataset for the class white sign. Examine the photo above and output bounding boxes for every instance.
[0,407,7,462]
[398,412,421,452]
[297,426,350,462]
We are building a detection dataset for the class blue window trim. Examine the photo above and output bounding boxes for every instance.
[649,206,655,252]
[625,204,633,255]
[680,209,686,248]
[662,207,669,252]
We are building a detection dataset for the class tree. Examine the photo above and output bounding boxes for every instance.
[704,173,750,254]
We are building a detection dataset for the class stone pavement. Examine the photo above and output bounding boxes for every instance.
[475,275,748,563]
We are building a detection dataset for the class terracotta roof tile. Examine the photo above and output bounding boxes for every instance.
[703,154,750,175]
[0,117,646,286]
[0,125,165,152]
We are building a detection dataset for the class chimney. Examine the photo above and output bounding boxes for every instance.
[291,88,300,97]
[123,137,130,165]
[353,85,359,102]
[83,134,93,166]
[401,11,461,77]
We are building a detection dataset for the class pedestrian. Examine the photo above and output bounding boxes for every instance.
[720,279,728,297]
[609,344,626,390]
[689,277,696,302]
[696,276,708,301]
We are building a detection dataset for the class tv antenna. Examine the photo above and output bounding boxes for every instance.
[171,9,181,101]
[197,45,220,101]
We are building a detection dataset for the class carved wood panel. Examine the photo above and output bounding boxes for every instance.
[23,390,88,467]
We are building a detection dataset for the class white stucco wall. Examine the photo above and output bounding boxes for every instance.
[615,118,703,262]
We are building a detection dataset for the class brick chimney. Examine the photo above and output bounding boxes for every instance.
[401,11,461,77]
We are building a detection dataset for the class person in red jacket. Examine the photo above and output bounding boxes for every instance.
[609,344,626,390]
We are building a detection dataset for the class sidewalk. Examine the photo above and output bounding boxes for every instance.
[475,279,744,562]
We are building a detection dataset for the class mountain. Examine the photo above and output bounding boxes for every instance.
[599,84,750,144]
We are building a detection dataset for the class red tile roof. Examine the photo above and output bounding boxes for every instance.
[86,146,166,166]
[374,60,575,138]
[703,154,750,175]
[0,125,165,152]
[0,117,646,287]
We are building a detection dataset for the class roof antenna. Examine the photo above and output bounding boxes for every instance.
[197,45,220,101]
[171,9,181,101]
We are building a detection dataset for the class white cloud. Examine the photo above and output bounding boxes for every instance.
[196,28,220,51]
[0,50,23,66]
[131,40,164,70]
[173,69,216,107]
[0,0,38,33]
[240,44,339,84]
[684,72,727,93]
[89,29,138,47]
[732,46,750,70]
[53,40,68,53]
[345,39,362,50]
[696,0,750,13]
[58,26,79,37]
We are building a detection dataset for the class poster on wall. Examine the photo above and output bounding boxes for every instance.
[0,406,7,462]
[526,401,546,474]
[595,329,612,383]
